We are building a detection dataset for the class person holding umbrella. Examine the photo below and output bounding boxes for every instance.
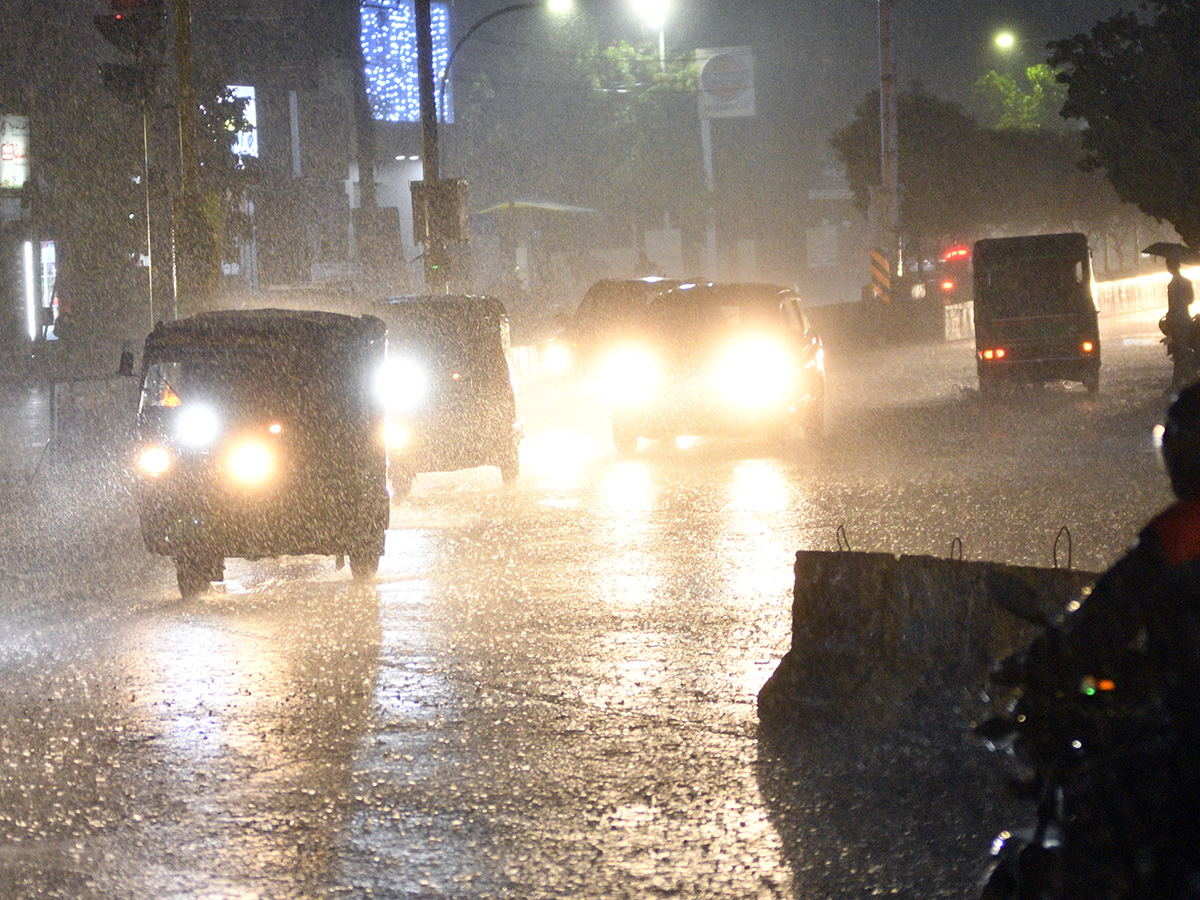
[1145,242,1200,390]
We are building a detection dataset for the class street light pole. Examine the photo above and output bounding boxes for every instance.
[417,0,569,292]
[438,2,541,124]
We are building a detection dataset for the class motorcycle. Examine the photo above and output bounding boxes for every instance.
[1159,314,1200,391]
[973,583,1198,900]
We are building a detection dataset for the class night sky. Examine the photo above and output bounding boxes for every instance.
[464,0,1138,122]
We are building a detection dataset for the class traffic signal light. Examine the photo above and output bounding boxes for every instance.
[94,0,165,56]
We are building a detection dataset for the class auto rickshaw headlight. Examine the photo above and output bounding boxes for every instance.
[384,420,411,450]
[541,341,573,375]
[227,439,274,487]
[175,403,222,448]
[136,444,171,477]
[378,355,428,414]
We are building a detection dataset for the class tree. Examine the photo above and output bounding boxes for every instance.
[194,81,257,266]
[574,41,702,238]
[973,63,1067,130]
[1049,0,1200,246]
[830,85,1129,258]
[831,87,991,254]
[448,40,701,242]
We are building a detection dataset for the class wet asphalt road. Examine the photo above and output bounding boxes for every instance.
[0,309,1177,899]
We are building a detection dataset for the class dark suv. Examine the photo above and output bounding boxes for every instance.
[598,283,825,454]
[546,277,683,375]
[132,310,390,598]
[372,295,521,494]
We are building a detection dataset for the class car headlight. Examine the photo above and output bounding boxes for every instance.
[136,444,171,477]
[226,439,274,487]
[541,341,573,375]
[600,347,659,406]
[378,355,428,414]
[715,338,794,407]
[175,403,222,448]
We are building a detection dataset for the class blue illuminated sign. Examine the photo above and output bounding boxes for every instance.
[361,1,452,124]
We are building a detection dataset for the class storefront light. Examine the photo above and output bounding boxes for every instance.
[23,241,36,341]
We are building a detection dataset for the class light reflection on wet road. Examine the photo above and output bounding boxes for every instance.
[0,309,1178,898]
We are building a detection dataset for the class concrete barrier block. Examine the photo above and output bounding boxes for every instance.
[759,549,1098,733]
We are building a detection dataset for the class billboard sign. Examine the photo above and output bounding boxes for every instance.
[696,47,755,119]
[1,115,30,189]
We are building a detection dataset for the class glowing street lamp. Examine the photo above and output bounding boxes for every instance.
[994,30,1016,52]
[633,0,669,72]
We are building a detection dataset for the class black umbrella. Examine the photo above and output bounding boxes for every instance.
[1142,241,1200,264]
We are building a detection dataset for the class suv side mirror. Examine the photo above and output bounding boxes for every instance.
[118,350,135,377]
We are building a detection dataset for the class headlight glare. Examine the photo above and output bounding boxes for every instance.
[227,440,274,487]
[175,403,222,448]
[541,341,573,375]
[384,420,411,450]
[378,355,428,414]
[601,347,658,406]
[716,339,793,407]
[137,445,171,477]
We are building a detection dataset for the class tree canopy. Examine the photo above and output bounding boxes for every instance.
[830,85,1127,259]
[973,63,1067,131]
[448,40,701,236]
[1049,0,1200,246]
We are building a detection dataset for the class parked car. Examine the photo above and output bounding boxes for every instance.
[598,282,825,454]
[372,295,521,494]
[131,309,390,598]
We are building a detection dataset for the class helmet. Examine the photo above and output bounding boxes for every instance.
[1161,383,1200,498]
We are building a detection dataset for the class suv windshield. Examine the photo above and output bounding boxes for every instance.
[648,286,794,336]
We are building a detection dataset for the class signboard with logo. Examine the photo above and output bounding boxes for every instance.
[696,47,755,119]
[1,115,30,190]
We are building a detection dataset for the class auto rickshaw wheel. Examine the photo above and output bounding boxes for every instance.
[349,549,381,579]
[1083,370,1100,394]
[801,394,825,440]
[499,443,520,485]
[979,374,1001,396]
[175,553,219,599]
[390,465,415,500]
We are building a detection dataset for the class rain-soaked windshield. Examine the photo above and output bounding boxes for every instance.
[977,256,1091,318]
[389,313,504,377]
[139,342,357,421]
[648,287,786,337]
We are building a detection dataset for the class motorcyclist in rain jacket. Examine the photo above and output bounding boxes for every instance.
[1014,383,1200,898]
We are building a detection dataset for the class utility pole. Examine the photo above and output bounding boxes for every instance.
[877,0,900,291]
[171,0,215,318]
[413,0,449,292]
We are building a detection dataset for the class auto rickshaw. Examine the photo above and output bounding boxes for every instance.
[131,309,390,597]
